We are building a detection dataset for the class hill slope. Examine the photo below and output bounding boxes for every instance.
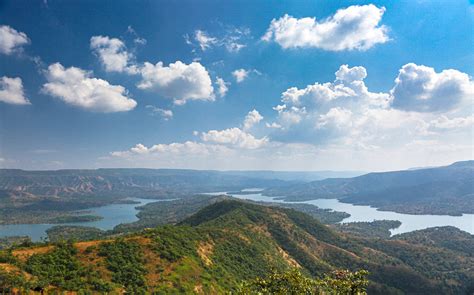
[266,161,474,215]
[1,200,472,294]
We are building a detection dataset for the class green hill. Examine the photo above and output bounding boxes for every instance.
[1,200,472,294]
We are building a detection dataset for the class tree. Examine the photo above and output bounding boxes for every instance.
[237,268,369,295]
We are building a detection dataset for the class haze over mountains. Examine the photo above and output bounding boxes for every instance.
[0,168,363,201]
[0,161,472,216]
[267,160,474,215]
[0,160,472,228]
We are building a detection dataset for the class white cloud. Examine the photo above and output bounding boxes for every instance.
[390,63,474,112]
[268,63,474,162]
[194,30,218,51]
[186,27,249,53]
[137,61,214,105]
[215,76,229,97]
[90,35,137,73]
[243,109,263,130]
[0,76,30,105]
[271,65,431,146]
[430,115,474,130]
[266,122,282,129]
[262,4,388,51]
[103,63,473,171]
[126,26,147,45]
[223,27,249,53]
[316,107,353,129]
[280,64,390,110]
[146,105,173,120]
[0,25,29,55]
[42,63,137,112]
[110,141,233,161]
[201,127,268,149]
[225,42,246,53]
[232,69,249,83]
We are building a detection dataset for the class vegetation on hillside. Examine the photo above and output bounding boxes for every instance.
[0,200,472,294]
[336,220,401,239]
[238,268,369,295]
[46,225,106,242]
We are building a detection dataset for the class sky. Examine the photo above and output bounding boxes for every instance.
[0,0,473,171]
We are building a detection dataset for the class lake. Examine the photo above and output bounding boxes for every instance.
[0,198,161,242]
[229,192,474,236]
[1,192,473,241]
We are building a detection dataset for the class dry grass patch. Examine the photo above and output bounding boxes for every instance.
[197,240,214,266]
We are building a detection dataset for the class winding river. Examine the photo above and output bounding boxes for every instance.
[1,192,472,241]
[228,191,474,236]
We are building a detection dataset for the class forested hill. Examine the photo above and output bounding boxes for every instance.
[1,200,472,294]
[266,160,474,215]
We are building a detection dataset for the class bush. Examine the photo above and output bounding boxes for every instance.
[237,268,369,295]
[99,239,147,293]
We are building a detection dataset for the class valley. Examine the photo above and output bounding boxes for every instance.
[0,200,472,294]
[0,162,472,294]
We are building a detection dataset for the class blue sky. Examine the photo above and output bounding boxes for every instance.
[0,0,473,171]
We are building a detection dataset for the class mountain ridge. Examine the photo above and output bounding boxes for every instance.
[265,160,474,215]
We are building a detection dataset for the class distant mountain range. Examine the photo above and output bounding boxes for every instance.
[0,161,471,217]
[266,160,474,215]
[0,168,362,200]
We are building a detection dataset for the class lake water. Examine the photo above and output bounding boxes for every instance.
[1,192,473,241]
[0,198,161,242]
[229,192,474,236]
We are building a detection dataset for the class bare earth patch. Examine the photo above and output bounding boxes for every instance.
[197,240,214,266]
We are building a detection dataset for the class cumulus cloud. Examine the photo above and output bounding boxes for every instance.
[90,35,137,73]
[42,63,137,112]
[243,109,263,130]
[201,127,268,149]
[0,25,29,55]
[280,64,390,109]
[271,64,431,146]
[215,76,229,97]
[430,115,474,130]
[316,107,353,129]
[89,36,220,104]
[268,62,474,159]
[146,105,173,120]
[262,4,388,51]
[0,76,30,105]
[232,69,249,83]
[111,141,230,158]
[137,61,214,105]
[390,63,474,112]
[199,109,267,149]
[104,63,472,171]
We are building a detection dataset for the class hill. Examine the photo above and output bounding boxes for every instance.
[0,168,360,225]
[1,200,472,294]
[0,168,289,224]
[266,161,474,215]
